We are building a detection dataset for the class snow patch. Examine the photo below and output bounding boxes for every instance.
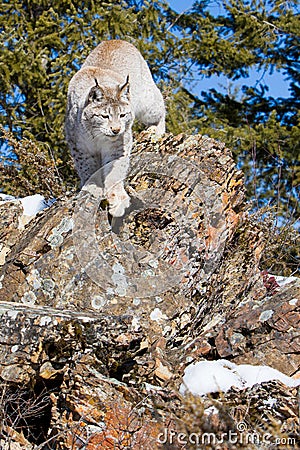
[40,316,52,327]
[131,317,141,331]
[180,360,300,396]
[20,194,50,216]
[0,194,15,201]
[204,405,219,416]
[0,193,54,216]
[262,397,277,407]
[289,298,298,306]
[273,275,299,287]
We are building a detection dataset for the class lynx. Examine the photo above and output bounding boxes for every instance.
[65,40,165,217]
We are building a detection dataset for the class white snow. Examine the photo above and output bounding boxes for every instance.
[204,405,219,416]
[180,359,300,396]
[273,275,299,287]
[20,194,50,216]
[0,194,15,201]
[262,397,277,408]
[0,193,54,217]
[289,298,298,306]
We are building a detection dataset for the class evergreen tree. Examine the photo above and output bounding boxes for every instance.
[172,0,300,220]
[0,0,182,193]
[0,0,299,221]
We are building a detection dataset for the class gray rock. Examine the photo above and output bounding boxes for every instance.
[0,131,298,448]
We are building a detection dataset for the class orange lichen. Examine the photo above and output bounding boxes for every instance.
[65,399,164,449]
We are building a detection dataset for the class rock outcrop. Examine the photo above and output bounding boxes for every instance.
[0,131,299,449]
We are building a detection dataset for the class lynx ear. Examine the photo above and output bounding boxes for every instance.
[87,79,104,103]
[119,75,130,102]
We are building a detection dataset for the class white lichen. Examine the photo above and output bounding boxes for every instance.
[148,259,158,268]
[42,278,55,293]
[91,295,106,310]
[21,291,36,305]
[133,298,141,306]
[54,217,74,234]
[26,269,43,290]
[47,217,74,247]
[142,269,155,277]
[111,262,127,297]
[259,309,274,322]
[47,233,64,247]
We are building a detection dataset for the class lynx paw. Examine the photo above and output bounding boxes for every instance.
[108,189,130,217]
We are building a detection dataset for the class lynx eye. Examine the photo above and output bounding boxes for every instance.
[120,113,126,118]
[101,114,109,119]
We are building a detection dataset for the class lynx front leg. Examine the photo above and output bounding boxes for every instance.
[107,183,130,217]
[102,155,130,217]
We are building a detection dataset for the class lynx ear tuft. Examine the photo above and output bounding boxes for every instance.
[119,75,130,102]
[87,79,104,103]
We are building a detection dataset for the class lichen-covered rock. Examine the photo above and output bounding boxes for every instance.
[0,132,244,339]
[0,131,298,448]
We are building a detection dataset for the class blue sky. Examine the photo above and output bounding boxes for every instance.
[168,0,291,99]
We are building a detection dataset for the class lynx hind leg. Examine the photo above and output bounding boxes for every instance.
[153,114,165,136]
[137,91,166,136]
[142,112,165,137]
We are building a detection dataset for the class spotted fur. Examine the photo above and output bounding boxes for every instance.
[65,40,165,217]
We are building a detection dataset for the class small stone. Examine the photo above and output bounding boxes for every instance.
[1,364,34,384]
[154,359,173,381]
[39,361,61,380]
[0,244,10,266]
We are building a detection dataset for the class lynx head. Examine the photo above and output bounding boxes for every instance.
[82,75,133,138]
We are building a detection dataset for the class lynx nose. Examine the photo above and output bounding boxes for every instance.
[111,127,121,135]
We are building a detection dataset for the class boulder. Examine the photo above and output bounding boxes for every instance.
[0,131,298,448]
